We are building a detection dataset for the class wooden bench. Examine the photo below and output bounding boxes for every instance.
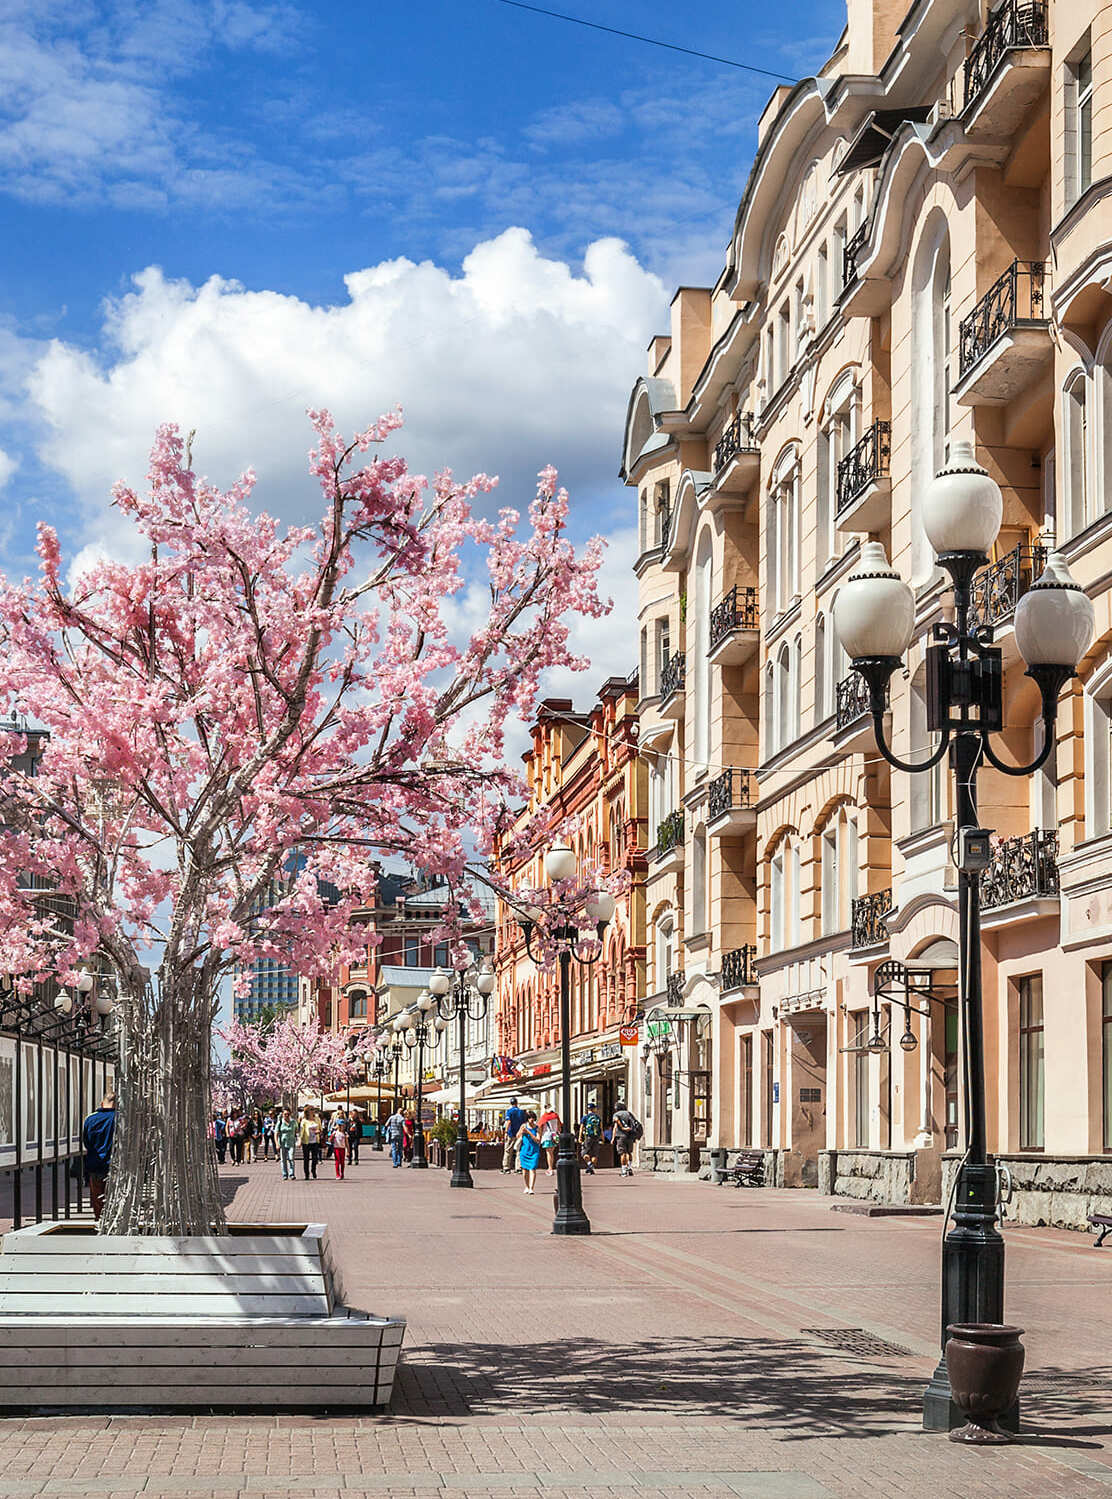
[718,1151,766,1189]
[1090,1213,1112,1247]
[0,1220,405,1412]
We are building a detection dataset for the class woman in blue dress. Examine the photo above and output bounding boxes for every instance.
[516,1112,542,1195]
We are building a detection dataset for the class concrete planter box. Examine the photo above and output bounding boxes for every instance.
[0,1221,404,1413]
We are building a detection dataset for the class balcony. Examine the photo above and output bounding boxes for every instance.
[842,220,869,289]
[835,420,891,534]
[963,1,1050,142]
[707,767,757,838]
[969,543,1047,633]
[708,585,760,666]
[652,810,685,873]
[666,970,686,1008]
[721,944,758,993]
[659,650,686,720]
[981,829,1059,920]
[712,412,759,497]
[954,261,1051,407]
[851,889,892,951]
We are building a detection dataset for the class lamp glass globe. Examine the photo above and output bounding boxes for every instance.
[429,968,451,997]
[586,890,616,924]
[545,842,576,884]
[832,542,915,661]
[921,439,1002,556]
[477,970,496,996]
[1014,551,1095,669]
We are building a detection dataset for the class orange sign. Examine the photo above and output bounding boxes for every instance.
[619,1025,639,1047]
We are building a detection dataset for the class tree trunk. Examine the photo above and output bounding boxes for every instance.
[100,974,225,1235]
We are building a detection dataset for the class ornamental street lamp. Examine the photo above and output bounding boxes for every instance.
[517,845,615,1236]
[369,1045,389,1151]
[431,962,496,1189]
[832,440,1094,1432]
[398,993,446,1170]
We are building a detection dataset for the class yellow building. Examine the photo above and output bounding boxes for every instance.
[622,0,1112,1223]
[492,678,648,1130]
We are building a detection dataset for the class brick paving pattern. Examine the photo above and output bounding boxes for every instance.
[1,1152,1111,1496]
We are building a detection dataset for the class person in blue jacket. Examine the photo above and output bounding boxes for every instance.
[82,1092,116,1220]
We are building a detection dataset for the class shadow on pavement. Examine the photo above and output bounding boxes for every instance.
[393,1336,1112,1446]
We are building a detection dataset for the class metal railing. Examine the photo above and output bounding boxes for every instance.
[666,971,686,1008]
[708,767,757,822]
[709,585,759,650]
[842,219,870,288]
[958,260,1047,376]
[721,944,758,991]
[836,420,891,515]
[981,830,1058,911]
[656,810,684,858]
[713,411,756,473]
[660,650,686,701]
[969,543,1048,628]
[851,889,893,949]
[964,0,1049,109]
[836,671,887,730]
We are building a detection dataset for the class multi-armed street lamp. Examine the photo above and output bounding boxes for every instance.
[832,440,1094,1430]
[368,1042,390,1151]
[517,841,615,1235]
[393,993,447,1169]
[430,962,496,1188]
[54,965,116,1034]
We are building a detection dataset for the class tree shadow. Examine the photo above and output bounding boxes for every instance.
[392,1335,1112,1447]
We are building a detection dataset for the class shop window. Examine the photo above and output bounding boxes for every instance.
[853,1013,870,1147]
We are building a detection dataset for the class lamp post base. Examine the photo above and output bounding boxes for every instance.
[450,1135,474,1188]
[552,1136,590,1236]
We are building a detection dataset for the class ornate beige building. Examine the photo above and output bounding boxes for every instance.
[622,0,1112,1223]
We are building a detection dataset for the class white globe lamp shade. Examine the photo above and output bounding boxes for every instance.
[832,543,916,661]
[521,904,545,926]
[76,968,95,995]
[586,890,616,925]
[429,968,451,997]
[921,440,1002,557]
[392,1014,405,1033]
[54,990,73,1014]
[545,842,576,884]
[402,1012,417,1031]
[476,969,496,997]
[434,1016,448,1033]
[94,991,115,1016]
[1014,552,1095,668]
[422,990,440,1013]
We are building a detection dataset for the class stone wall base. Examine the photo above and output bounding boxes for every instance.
[941,1153,1112,1232]
[819,1148,942,1207]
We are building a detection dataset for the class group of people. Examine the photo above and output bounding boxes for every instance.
[499,1098,642,1193]
[380,1109,424,1167]
[210,1106,366,1180]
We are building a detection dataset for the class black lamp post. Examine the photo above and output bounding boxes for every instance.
[390,1038,403,1112]
[832,441,1094,1432]
[398,993,445,1170]
[369,1048,389,1150]
[430,962,495,1188]
[517,843,615,1236]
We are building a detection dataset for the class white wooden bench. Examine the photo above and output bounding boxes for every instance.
[0,1221,405,1412]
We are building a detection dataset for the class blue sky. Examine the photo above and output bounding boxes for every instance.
[0,0,845,688]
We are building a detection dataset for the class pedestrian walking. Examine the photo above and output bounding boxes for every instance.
[242,1110,257,1165]
[299,1107,321,1179]
[402,1113,414,1164]
[501,1096,525,1173]
[384,1108,405,1168]
[330,1115,348,1179]
[81,1091,116,1220]
[537,1106,560,1175]
[261,1111,276,1160]
[276,1107,297,1180]
[347,1111,362,1165]
[611,1105,642,1177]
[227,1113,244,1165]
[578,1102,602,1174]
[516,1111,541,1195]
[212,1113,227,1165]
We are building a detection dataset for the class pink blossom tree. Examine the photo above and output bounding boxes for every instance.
[0,411,608,1233]
[219,1015,374,1110]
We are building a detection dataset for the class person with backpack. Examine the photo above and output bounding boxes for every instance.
[611,1104,643,1177]
[577,1102,602,1174]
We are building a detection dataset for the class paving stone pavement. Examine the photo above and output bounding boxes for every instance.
[1,1152,1111,1497]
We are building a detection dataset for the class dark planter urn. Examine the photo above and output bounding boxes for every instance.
[944,1323,1025,1443]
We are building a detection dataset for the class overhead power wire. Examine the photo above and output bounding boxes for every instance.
[495,0,799,84]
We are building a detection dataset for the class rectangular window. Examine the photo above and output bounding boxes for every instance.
[777,303,790,387]
[815,244,828,329]
[762,1030,774,1148]
[853,1013,869,1147]
[404,935,420,967]
[741,1034,753,1146]
[1078,48,1093,196]
[1103,962,1112,1151]
[433,943,450,967]
[821,827,837,934]
[1018,974,1045,1151]
[770,852,784,952]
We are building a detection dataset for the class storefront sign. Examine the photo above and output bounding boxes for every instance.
[531,1063,552,1077]
[599,1042,623,1059]
[618,1027,639,1047]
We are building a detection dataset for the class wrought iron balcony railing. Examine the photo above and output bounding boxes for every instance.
[836,670,888,731]
[981,829,1058,911]
[708,767,756,822]
[660,650,686,701]
[721,944,758,992]
[836,419,891,515]
[713,411,756,473]
[666,970,686,1008]
[851,888,892,949]
[656,809,684,858]
[655,501,672,551]
[709,585,759,650]
[958,260,1047,377]
[969,543,1048,628]
[842,219,870,288]
[963,0,1049,109]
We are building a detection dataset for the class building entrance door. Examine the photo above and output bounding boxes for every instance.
[690,1070,711,1173]
[789,1016,827,1187]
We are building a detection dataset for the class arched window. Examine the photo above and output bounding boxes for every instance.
[767,450,801,617]
[692,825,708,935]
[818,373,858,566]
[792,634,802,743]
[639,490,649,551]
[776,642,791,752]
[693,529,713,769]
[769,835,801,952]
[656,914,675,989]
[1084,656,1112,837]
[348,989,367,1019]
[815,615,827,723]
[1063,368,1091,539]
[819,806,859,935]
[911,217,951,582]
[764,663,776,757]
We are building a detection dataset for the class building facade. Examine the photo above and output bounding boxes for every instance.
[493,679,647,1128]
[622,0,1112,1224]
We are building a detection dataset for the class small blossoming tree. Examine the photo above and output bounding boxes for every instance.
[219,1014,374,1111]
[0,412,607,1233]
